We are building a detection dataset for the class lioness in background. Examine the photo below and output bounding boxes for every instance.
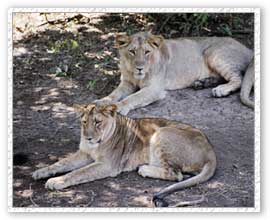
[33,103,216,207]
[97,32,254,114]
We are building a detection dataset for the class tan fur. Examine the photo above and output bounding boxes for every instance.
[33,104,216,207]
[240,58,254,109]
[96,32,254,114]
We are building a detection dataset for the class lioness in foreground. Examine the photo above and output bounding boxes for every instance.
[97,32,254,114]
[33,103,216,207]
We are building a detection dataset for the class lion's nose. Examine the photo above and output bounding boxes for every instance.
[136,67,143,72]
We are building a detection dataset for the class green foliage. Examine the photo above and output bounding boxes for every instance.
[218,24,232,36]
[54,66,71,78]
[71,40,79,49]
[172,13,210,35]
[87,80,97,90]
[55,71,69,77]
[232,16,244,29]
[48,39,79,53]
[143,13,253,38]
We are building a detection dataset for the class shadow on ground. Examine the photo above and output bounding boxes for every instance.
[12,13,254,208]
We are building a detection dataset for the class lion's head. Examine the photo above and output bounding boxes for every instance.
[74,104,117,149]
[115,32,170,80]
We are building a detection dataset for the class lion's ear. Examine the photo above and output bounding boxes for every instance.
[86,104,96,112]
[102,104,118,117]
[73,104,95,113]
[115,34,130,48]
[148,35,164,48]
[72,104,85,113]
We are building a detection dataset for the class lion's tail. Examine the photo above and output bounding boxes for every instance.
[153,158,216,207]
[240,58,254,109]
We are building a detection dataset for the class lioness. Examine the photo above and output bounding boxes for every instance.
[32,103,216,207]
[96,32,254,114]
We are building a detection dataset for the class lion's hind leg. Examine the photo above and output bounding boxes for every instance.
[138,128,185,207]
[138,165,183,182]
[206,54,243,97]
[203,44,252,97]
[138,128,183,182]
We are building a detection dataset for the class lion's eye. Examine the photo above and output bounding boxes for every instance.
[82,120,87,125]
[95,120,102,127]
[129,49,136,56]
[145,50,150,55]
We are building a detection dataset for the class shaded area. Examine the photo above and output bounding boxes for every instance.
[12,13,254,208]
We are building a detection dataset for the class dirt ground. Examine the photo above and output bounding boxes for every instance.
[12,13,254,208]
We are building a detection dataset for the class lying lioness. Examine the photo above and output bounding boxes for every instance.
[33,103,216,207]
[96,32,254,114]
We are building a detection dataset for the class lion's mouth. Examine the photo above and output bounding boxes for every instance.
[134,72,145,78]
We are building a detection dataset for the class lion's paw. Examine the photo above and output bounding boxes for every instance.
[115,102,130,116]
[32,167,50,180]
[212,85,231,97]
[93,97,114,106]
[138,165,150,178]
[45,177,67,190]
[192,80,205,90]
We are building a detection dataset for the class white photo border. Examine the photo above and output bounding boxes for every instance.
[7,7,260,212]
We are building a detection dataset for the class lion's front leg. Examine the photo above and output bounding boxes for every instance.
[32,150,93,180]
[95,80,136,105]
[116,87,166,115]
[45,162,117,190]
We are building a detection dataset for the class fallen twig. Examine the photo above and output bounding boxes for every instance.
[38,13,89,27]
[171,195,205,207]
[29,183,39,207]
